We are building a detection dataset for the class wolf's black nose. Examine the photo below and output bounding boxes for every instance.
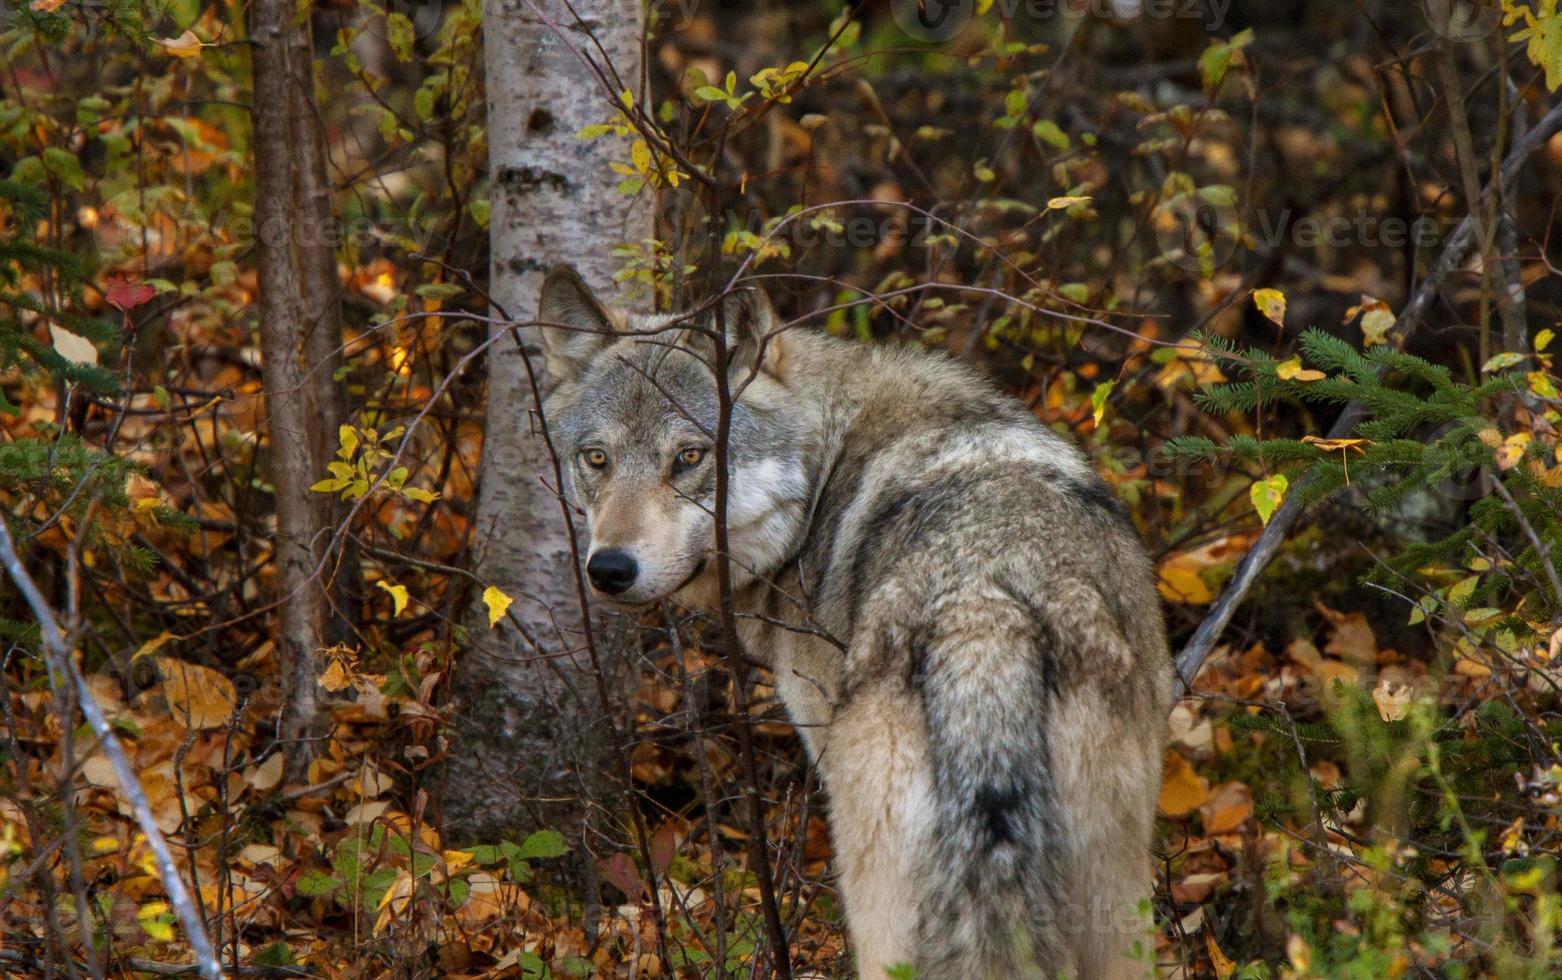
[586,549,637,595]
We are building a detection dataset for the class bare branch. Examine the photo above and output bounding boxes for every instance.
[0,519,223,979]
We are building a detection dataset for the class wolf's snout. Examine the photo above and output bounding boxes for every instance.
[586,549,638,595]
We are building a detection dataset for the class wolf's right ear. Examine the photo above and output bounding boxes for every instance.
[537,265,618,383]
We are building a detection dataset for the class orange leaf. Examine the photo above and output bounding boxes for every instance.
[1159,751,1210,817]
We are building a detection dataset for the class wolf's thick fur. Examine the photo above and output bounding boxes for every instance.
[536,268,1172,979]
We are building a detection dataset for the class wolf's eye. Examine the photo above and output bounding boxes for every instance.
[674,447,707,472]
[583,449,609,469]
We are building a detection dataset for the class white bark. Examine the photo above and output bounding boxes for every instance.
[445,0,649,841]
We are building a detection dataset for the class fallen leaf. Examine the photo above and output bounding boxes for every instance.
[318,659,354,693]
[1157,552,1216,604]
[155,656,237,729]
[1200,781,1253,834]
[1207,930,1237,979]
[1159,751,1210,817]
[249,752,284,792]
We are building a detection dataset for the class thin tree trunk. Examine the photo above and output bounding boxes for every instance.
[444,0,648,841]
[289,19,359,638]
[249,0,345,772]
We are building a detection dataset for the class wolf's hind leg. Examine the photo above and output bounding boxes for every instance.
[818,683,937,980]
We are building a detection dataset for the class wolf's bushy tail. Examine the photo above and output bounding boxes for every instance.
[913,626,1064,980]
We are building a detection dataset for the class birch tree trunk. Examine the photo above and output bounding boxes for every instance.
[250,0,347,771]
[443,0,649,842]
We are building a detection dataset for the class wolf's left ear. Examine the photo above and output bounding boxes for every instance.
[537,265,619,383]
[718,286,788,381]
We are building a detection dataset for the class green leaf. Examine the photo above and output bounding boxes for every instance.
[517,829,570,860]
[42,147,85,191]
[1092,380,1115,426]
[1481,351,1527,373]
[253,941,299,966]
[1249,473,1288,526]
[296,871,341,897]
[385,12,415,61]
[1031,119,1070,149]
[1198,185,1236,207]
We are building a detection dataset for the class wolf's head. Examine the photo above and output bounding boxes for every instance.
[535,266,813,607]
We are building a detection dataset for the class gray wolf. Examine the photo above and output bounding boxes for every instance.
[535,266,1172,979]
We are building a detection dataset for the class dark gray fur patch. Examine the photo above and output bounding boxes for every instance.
[1060,476,1134,528]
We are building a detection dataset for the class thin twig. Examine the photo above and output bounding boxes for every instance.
[0,519,224,980]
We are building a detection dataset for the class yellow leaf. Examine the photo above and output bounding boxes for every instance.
[374,868,415,935]
[29,0,66,10]
[1207,932,1237,980]
[377,580,409,616]
[1046,195,1092,209]
[1251,288,1286,327]
[138,901,175,941]
[1159,751,1210,817]
[483,586,513,628]
[157,30,205,58]
[1361,307,1394,346]
[1157,553,1216,604]
[1501,816,1527,856]
[1250,473,1288,526]
[1496,432,1530,470]
[154,657,236,730]
[630,140,652,176]
[125,472,161,514]
[1276,357,1325,382]
[130,631,177,663]
[49,324,99,366]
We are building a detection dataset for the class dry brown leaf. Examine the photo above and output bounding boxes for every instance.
[1317,603,1378,665]
[1200,781,1253,835]
[154,656,237,729]
[1372,678,1412,722]
[248,752,284,793]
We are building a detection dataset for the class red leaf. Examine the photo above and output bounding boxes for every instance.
[106,276,156,312]
[597,852,644,900]
[649,823,676,877]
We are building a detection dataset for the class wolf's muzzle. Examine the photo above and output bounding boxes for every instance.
[585,548,638,595]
